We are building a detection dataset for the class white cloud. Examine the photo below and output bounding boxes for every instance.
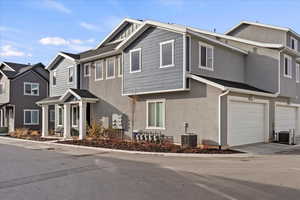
[80,16,122,32]
[39,37,69,46]
[44,0,71,14]
[80,22,100,31]
[38,37,96,52]
[0,45,25,57]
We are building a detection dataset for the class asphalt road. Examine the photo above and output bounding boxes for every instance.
[0,143,300,200]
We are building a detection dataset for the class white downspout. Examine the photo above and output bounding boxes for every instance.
[218,90,230,147]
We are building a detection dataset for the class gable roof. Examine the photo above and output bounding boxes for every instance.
[46,52,78,70]
[116,19,248,55]
[225,21,300,39]
[0,62,48,80]
[1,61,30,72]
[95,18,144,49]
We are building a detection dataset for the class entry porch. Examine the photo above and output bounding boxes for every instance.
[37,89,98,139]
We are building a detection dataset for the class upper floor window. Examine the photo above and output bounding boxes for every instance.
[117,56,123,77]
[24,109,39,125]
[291,37,298,51]
[84,63,91,77]
[130,48,141,73]
[0,83,4,94]
[106,58,115,79]
[24,82,39,96]
[284,55,292,78]
[95,60,104,81]
[147,99,165,129]
[199,41,214,71]
[160,40,174,68]
[297,63,300,83]
[68,66,74,83]
[52,70,57,86]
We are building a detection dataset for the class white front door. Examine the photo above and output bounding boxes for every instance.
[275,105,297,135]
[228,99,268,146]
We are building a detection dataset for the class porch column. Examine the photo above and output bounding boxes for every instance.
[64,104,71,139]
[41,105,49,137]
[79,101,87,140]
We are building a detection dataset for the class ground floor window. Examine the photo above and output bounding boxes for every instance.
[146,99,165,129]
[24,109,39,125]
[72,105,79,127]
[58,106,63,126]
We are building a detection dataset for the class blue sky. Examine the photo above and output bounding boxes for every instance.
[0,0,300,66]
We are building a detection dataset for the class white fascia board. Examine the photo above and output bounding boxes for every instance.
[187,29,248,55]
[188,27,283,49]
[227,87,277,97]
[0,69,8,78]
[1,62,16,71]
[46,52,77,70]
[95,18,144,49]
[225,21,300,39]
[281,47,300,57]
[59,89,81,102]
[188,74,227,91]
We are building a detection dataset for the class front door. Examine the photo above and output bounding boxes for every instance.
[8,107,14,132]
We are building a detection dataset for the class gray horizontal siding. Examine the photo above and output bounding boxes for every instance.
[123,27,184,95]
[228,24,286,44]
[190,35,245,83]
[50,58,77,97]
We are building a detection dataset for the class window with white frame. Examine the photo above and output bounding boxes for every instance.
[160,40,174,68]
[106,58,115,79]
[95,60,103,81]
[50,110,55,122]
[0,83,4,94]
[57,106,63,126]
[24,110,39,125]
[199,42,214,70]
[117,56,123,77]
[84,63,91,77]
[147,99,165,129]
[24,82,39,96]
[72,105,79,127]
[130,48,141,73]
[284,55,292,78]
[68,66,74,83]
[296,63,300,83]
[52,70,57,86]
[291,37,298,51]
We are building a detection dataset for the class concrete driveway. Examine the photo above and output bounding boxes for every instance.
[232,142,300,155]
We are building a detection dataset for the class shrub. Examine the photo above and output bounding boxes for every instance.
[30,130,40,136]
[87,120,104,138]
[10,128,30,138]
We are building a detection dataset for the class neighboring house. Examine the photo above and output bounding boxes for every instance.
[0,62,49,133]
[38,18,300,147]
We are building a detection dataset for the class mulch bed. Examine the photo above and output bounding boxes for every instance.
[58,139,241,154]
[5,135,58,142]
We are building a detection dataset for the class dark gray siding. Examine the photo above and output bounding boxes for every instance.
[10,71,48,130]
[0,75,10,104]
[123,27,184,95]
[190,35,246,83]
[227,24,286,44]
[49,58,77,97]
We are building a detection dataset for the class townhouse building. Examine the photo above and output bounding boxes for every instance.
[37,19,300,147]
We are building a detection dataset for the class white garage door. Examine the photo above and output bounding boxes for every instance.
[228,100,267,146]
[275,105,297,134]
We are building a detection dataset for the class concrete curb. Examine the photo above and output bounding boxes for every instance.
[0,136,254,158]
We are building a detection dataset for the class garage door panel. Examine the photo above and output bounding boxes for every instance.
[275,105,297,133]
[228,100,266,146]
